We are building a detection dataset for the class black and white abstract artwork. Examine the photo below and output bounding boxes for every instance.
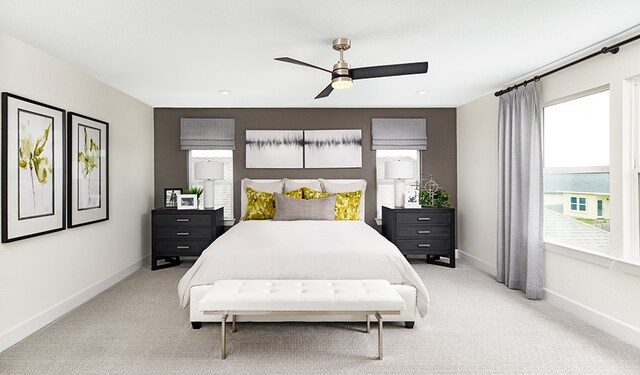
[245,130,303,168]
[304,129,362,169]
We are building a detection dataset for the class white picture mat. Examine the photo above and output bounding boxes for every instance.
[5,96,64,239]
[69,114,108,226]
[245,130,303,168]
[304,129,362,169]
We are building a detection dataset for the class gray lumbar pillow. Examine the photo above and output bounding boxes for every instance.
[273,193,336,221]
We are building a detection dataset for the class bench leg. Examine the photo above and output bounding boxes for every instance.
[375,313,383,360]
[232,314,236,333]
[366,315,370,333]
[221,314,228,360]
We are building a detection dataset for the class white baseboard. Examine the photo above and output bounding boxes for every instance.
[0,256,148,353]
[456,249,497,276]
[544,288,640,349]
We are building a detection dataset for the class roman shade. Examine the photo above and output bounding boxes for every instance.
[180,118,235,150]
[371,118,427,150]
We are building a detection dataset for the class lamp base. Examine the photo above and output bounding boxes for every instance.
[394,179,405,207]
[203,180,215,209]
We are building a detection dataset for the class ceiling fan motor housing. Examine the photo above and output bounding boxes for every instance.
[332,60,352,88]
[331,38,353,89]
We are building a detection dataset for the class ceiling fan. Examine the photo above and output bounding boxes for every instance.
[275,38,428,99]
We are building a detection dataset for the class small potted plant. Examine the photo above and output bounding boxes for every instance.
[419,188,451,207]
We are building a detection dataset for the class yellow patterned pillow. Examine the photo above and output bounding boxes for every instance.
[303,187,362,220]
[284,188,303,199]
[302,187,331,199]
[334,190,363,220]
[244,188,302,220]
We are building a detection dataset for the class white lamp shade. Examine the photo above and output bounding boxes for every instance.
[385,161,414,179]
[195,160,223,180]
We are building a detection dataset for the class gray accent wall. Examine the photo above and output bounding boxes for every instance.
[154,108,457,227]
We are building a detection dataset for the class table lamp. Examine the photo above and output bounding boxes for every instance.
[385,161,414,207]
[194,160,223,209]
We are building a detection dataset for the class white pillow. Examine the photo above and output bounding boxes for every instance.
[283,178,323,193]
[321,179,367,194]
[243,178,283,194]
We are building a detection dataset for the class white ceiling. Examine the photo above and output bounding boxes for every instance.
[1,1,639,108]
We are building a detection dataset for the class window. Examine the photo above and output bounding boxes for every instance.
[376,150,421,218]
[543,88,610,254]
[188,150,233,219]
[570,196,587,212]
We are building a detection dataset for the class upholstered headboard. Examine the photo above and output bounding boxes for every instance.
[240,178,367,220]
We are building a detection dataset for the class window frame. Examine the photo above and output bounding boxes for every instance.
[630,77,640,262]
[187,150,234,220]
[375,149,422,219]
[542,86,611,256]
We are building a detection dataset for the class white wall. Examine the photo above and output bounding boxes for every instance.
[0,34,154,351]
[457,39,640,346]
[456,93,499,274]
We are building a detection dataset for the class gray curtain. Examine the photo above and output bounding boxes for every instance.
[497,82,544,300]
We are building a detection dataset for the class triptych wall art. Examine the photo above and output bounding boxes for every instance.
[1,93,109,243]
[245,129,362,169]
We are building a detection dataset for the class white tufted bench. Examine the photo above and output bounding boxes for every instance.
[199,279,406,360]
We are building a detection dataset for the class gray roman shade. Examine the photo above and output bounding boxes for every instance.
[180,118,236,150]
[371,118,427,150]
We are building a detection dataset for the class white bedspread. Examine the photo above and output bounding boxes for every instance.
[177,220,429,317]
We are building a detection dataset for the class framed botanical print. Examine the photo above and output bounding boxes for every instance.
[1,93,66,242]
[68,112,109,227]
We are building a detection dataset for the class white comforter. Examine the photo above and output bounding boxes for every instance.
[177,220,429,317]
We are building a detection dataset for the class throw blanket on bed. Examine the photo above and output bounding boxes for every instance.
[177,220,430,317]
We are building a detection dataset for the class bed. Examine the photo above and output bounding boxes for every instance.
[177,178,429,325]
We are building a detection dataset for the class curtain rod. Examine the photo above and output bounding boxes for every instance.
[494,33,640,97]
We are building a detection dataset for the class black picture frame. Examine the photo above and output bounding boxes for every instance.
[1,93,66,243]
[164,188,182,209]
[67,112,109,228]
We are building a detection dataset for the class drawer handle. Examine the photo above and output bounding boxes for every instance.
[417,217,431,221]
[177,232,190,236]
[176,245,190,249]
[418,230,431,234]
[176,218,190,222]
[417,244,431,248]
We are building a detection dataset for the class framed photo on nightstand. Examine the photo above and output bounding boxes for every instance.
[177,194,198,210]
[164,188,182,209]
[404,189,421,208]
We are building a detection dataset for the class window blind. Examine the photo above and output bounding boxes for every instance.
[180,118,235,150]
[371,118,427,150]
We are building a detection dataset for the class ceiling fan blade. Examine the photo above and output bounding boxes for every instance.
[314,83,333,99]
[350,62,428,80]
[275,57,332,73]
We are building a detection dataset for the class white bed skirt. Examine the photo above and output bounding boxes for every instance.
[189,284,420,323]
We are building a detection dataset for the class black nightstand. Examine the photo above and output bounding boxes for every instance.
[382,206,455,268]
[151,207,224,270]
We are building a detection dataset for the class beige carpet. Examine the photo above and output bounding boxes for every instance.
[1,260,639,374]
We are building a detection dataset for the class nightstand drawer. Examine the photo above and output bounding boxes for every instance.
[155,214,212,227]
[155,240,212,255]
[396,211,451,225]
[397,225,450,238]
[396,239,452,252]
[155,227,212,239]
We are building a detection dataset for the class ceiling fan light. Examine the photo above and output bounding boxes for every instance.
[331,77,353,90]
